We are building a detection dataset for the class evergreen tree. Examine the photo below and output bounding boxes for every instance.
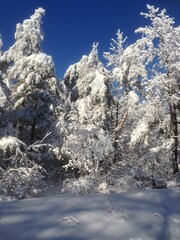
[0,35,13,138]
[2,8,60,144]
[62,43,114,179]
[0,8,63,198]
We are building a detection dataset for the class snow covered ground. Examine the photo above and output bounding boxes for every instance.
[0,188,180,240]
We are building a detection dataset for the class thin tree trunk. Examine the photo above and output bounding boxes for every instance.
[113,110,128,162]
[114,100,119,151]
[114,110,128,135]
[170,103,179,174]
[31,123,35,143]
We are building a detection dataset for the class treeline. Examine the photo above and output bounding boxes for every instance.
[0,5,179,199]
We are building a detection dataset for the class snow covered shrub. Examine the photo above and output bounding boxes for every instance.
[114,175,140,192]
[167,172,180,188]
[61,126,95,175]
[91,133,114,175]
[0,136,26,168]
[0,165,47,199]
[61,175,95,195]
[0,136,48,199]
[62,129,114,180]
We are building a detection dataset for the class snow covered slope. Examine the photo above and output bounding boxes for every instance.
[0,189,180,240]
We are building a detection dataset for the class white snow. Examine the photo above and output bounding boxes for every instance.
[0,188,180,240]
[131,121,149,145]
[0,136,26,152]
[128,91,139,107]
[0,86,7,107]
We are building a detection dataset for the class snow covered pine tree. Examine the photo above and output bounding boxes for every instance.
[2,8,60,144]
[61,43,114,193]
[0,8,64,198]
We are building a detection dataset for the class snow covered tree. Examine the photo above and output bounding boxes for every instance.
[62,43,113,181]
[64,43,111,128]
[0,35,7,117]
[0,8,65,199]
[2,8,61,145]
[0,36,14,138]
[133,5,180,175]
[104,30,148,163]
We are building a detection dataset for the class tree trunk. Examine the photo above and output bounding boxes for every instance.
[31,123,35,143]
[114,100,120,151]
[113,110,128,162]
[170,103,179,174]
[114,110,128,136]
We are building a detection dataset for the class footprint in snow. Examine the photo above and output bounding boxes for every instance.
[62,216,80,225]
[152,213,164,222]
[107,209,130,220]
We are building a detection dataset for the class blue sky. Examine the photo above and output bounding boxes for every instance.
[0,0,180,79]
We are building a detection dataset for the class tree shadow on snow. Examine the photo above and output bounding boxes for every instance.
[107,188,180,240]
[0,189,180,240]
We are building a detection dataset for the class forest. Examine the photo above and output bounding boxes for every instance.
[0,5,180,200]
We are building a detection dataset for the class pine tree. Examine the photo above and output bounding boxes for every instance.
[2,8,60,144]
[62,43,113,178]
[0,8,64,198]
[0,35,13,138]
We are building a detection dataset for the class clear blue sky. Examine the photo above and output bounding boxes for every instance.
[0,0,180,79]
